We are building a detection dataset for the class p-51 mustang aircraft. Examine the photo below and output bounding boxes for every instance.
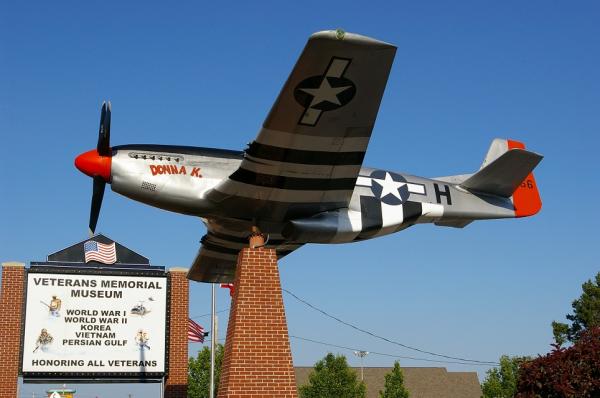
[75,30,542,282]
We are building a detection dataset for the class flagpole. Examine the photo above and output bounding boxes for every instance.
[209,283,216,398]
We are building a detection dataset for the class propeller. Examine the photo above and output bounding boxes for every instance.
[89,176,106,236]
[88,101,111,236]
[97,101,111,156]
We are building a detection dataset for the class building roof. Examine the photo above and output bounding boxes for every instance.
[295,366,482,398]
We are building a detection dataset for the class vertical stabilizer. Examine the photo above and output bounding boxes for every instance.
[474,139,542,217]
[481,138,511,169]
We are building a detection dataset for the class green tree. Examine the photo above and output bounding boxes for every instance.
[552,272,600,345]
[481,355,531,398]
[379,361,409,398]
[188,343,224,398]
[299,353,366,398]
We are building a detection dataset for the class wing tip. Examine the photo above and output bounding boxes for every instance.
[309,29,396,49]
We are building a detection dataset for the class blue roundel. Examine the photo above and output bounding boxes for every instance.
[370,170,410,205]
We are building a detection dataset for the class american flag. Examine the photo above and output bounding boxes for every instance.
[188,318,208,343]
[83,240,117,264]
[220,283,234,297]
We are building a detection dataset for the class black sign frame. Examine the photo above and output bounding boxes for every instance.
[20,266,170,383]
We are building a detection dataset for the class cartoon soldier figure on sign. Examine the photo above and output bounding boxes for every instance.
[33,328,53,353]
[135,329,151,350]
[40,295,62,317]
[49,295,62,316]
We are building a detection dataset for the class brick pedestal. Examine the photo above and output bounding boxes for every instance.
[164,268,189,398]
[0,262,25,397]
[218,247,298,397]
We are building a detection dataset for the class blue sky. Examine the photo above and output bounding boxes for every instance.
[2,1,599,396]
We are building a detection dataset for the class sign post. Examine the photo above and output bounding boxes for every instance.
[210,283,216,398]
[0,262,25,398]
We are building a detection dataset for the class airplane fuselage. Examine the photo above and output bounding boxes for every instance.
[107,144,516,244]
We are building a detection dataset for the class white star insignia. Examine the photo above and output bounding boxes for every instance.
[300,78,351,108]
[373,172,406,200]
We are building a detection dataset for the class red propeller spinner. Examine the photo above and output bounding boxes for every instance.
[74,149,112,181]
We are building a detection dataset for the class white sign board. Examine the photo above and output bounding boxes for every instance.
[22,271,167,376]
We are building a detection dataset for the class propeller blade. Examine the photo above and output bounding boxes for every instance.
[97,101,111,156]
[89,176,106,236]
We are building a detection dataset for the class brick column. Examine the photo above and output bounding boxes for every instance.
[0,262,25,397]
[218,247,298,397]
[164,267,189,398]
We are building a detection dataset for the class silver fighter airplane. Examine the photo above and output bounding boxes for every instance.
[75,30,543,282]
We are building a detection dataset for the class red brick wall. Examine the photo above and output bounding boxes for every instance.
[218,247,298,397]
[164,268,189,398]
[0,262,25,398]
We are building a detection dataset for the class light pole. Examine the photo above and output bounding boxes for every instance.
[209,283,216,398]
[353,351,369,381]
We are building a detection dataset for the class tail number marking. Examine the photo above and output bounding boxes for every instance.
[520,179,534,189]
[433,183,452,205]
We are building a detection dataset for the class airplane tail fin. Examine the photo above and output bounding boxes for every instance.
[460,139,543,217]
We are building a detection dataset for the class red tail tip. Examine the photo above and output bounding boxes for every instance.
[507,140,542,217]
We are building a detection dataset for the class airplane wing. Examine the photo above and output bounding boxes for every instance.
[188,218,302,282]
[207,30,397,222]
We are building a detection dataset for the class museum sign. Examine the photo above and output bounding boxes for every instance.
[20,234,168,380]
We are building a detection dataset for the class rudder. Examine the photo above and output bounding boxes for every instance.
[507,139,542,217]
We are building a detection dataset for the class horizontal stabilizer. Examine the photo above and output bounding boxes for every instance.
[460,149,543,197]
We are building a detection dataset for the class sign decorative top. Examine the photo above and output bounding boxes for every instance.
[41,234,154,269]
